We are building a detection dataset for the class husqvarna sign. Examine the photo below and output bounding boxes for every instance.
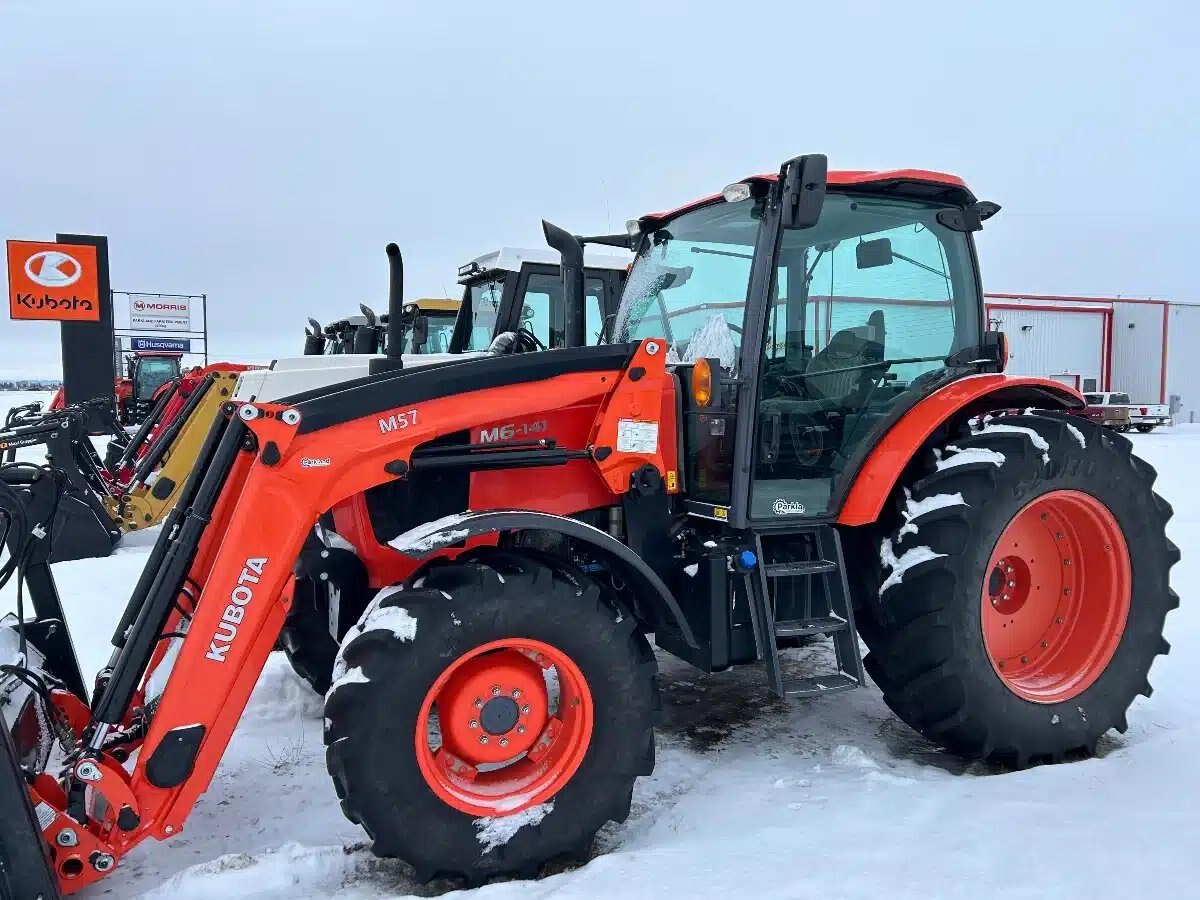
[129,295,190,331]
[6,240,101,321]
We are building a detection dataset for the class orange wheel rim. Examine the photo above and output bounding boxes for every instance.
[981,490,1131,703]
[415,638,593,816]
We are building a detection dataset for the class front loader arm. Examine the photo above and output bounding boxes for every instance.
[21,353,643,893]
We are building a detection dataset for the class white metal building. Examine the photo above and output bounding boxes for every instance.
[985,293,1200,423]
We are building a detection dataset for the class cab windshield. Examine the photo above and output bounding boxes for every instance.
[615,198,759,370]
[403,310,457,353]
[463,278,506,350]
[135,356,178,396]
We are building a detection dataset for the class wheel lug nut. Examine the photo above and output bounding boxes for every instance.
[500,738,509,748]
[512,688,522,699]
[521,705,531,715]
[1055,616,1064,624]
[469,720,478,728]
[474,698,483,709]
[1064,559,1072,566]
[491,686,501,696]
[517,725,526,734]
[1040,641,1049,648]
[1063,588,1071,596]
[1020,655,1029,663]
[1055,532,1063,540]
[998,660,1006,668]
[1007,581,1016,588]
[1002,593,1010,601]
[479,735,489,745]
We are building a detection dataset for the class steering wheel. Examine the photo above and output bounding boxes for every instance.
[487,328,545,356]
[515,326,546,351]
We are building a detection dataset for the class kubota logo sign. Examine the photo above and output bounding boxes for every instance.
[25,250,83,287]
[6,240,100,322]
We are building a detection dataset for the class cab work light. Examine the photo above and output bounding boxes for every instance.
[692,358,713,407]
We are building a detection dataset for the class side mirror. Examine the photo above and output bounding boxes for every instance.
[779,153,828,229]
[411,314,429,351]
[856,238,893,269]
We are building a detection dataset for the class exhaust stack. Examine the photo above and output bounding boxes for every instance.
[542,221,585,348]
[385,243,405,362]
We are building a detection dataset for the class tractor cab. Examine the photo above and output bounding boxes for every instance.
[614,163,1003,525]
[311,298,461,356]
[120,351,183,424]
[450,246,629,352]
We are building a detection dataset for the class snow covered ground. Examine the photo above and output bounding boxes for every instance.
[2,392,1195,899]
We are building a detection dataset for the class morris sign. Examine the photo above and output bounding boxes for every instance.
[129,295,190,331]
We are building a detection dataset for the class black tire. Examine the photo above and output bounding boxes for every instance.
[278,577,339,695]
[280,547,371,695]
[325,548,658,883]
[1113,423,1131,433]
[856,412,1178,766]
[1136,424,1156,434]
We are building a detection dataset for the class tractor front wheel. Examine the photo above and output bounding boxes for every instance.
[858,413,1178,766]
[324,549,657,883]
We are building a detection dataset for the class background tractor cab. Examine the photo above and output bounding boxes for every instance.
[450,245,629,352]
[118,351,183,424]
[305,297,461,356]
[261,244,630,402]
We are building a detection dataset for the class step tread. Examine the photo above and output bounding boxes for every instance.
[774,616,848,638]
[781,672,861,697]
[763,559,838,576]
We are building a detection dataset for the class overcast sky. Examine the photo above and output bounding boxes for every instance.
[1,0,1196,377]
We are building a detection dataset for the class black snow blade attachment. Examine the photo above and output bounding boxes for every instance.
[0,722,61,900]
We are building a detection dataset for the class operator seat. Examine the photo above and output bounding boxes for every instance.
[758,310,885,473]
[764,309,886,414]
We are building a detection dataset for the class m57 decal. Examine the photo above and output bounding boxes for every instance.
[378,408,418,434]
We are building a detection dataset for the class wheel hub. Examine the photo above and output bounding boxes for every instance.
[480,696,520,735]
[415,638,593,816]
[981,490,1131,703]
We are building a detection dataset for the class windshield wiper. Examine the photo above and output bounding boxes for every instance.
[786,355,945,380]
[690,246,754,260]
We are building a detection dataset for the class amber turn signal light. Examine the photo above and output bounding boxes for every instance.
[692,358,713,407]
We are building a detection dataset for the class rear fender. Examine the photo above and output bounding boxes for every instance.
[390,509,697,648]
[838,375,1083,526]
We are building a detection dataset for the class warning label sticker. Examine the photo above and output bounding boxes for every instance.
[35,801,56,831]
[617,419,659,454]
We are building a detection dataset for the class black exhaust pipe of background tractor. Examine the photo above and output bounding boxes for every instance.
[304,318,325,355]
[542,221,585,348]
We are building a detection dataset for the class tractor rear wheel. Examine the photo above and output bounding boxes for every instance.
[324,549,657,883]
[857,413,1178,766]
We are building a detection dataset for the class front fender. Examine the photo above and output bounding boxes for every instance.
[390,509,698,648]
[837,374,1082,526]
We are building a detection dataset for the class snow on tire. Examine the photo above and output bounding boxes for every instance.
[857,412,1179,767]
[323,548,658,884]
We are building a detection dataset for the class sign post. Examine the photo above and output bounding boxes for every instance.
[56,234,115,432]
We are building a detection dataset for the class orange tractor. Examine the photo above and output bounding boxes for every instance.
[0,155,1177,896]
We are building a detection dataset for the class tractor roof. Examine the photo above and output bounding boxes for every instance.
[641,168,974,226]
[459,246,631,283]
